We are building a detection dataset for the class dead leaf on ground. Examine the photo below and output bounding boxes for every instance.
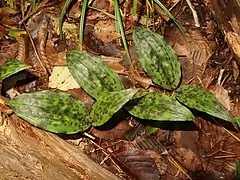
[173,131,199,155]
[0,42,18,64]
[225,32,240,61]
[173,148,203,172]
[67,88,94,110]
[49,66,80,91]
[45,40,68,66]
[94,20,120,43]
[232,60,240,82]
[114,148,164,180]
[90,120,131,140]
[131,71,153,89]
[208,84,231,110]
[169,29,215,85]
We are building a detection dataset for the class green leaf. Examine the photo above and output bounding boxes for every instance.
[126,92,195,121]
[67,50,124,99]
[59,0,72,39]
[8,29,26,37]
[79,0,88,50]
[153,0,184,34]
[236,160,240,179]
[132,27,181,90]
[0,59,30,80]
[133,0,137,17]
[91,89,138,126]
[147,127,158,135]
[175,85,233,122]
[113,0,132,63]
[8,91,91,134]
[235,116,240,128]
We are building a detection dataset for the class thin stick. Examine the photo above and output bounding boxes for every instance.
[24,24,46,72]
[185,0,200,27]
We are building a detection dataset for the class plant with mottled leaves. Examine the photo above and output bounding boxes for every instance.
[5,27,238,134]
[0,59,30,80]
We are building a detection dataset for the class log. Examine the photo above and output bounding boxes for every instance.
[0,113,120,180]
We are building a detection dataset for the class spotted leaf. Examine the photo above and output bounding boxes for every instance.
[132,27,181,90]
[0,59,30,80]
[126,92,195,121]
[175,85,233,122]
[67,50,124,99]
[8,91,91,134]
[91,89,138,126]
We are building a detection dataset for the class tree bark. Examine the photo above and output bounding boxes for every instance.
[0,113,120,180]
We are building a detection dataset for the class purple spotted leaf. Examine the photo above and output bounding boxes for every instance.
[8,91,91,134]
[67,50,124,99]
[175,85,233,122]
[133,27,181,90]
[126,92,195,121]
[91,89,138,126]
[0,59,30,80]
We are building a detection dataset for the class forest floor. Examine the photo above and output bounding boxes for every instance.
[0,0,240,179]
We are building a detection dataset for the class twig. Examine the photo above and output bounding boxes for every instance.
[23,24,46,73]
[185,0,200,27]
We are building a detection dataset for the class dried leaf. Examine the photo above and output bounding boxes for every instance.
[176,85,233,122]
[126,92,195,121]
[91,89,138,126]
[94,20,120,43]
[67,50,124,99]
[8,91,91,134]
[90,120,131,140]
[209,84,231,110]
[49,66,80,91]
[174,148,203,172]
[0,59,30,80]
[115,148,163,180]
[132,27,181,90]
[0,7,16,14]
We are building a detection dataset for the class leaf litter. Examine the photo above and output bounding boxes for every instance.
[1,0,240,179]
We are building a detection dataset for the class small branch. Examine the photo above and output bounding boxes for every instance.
[185,0,200,27]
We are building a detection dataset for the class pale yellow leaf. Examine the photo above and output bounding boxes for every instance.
[49,66,80,91]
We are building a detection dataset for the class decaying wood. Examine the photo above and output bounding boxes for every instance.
[0,114,120,180]
[204,0,240,61]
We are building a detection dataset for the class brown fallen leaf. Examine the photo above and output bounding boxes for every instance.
[114,148,164,180]
[232,60,239,82]
[173,148,203,172]
[225,32,240,61]
[46,40,67,66]
[131,71,153,89]
[94,20,121,43]
[209,84,231,110]
[90,120,131,140]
